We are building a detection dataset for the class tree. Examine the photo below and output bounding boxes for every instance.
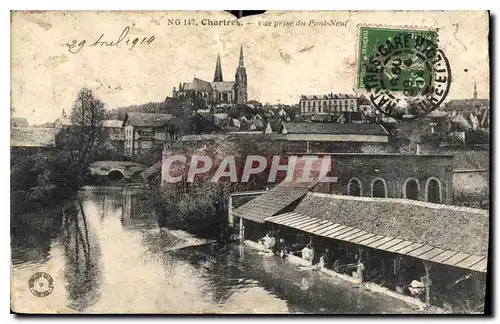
[64,87,107,182]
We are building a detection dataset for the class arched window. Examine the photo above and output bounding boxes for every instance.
[404,178,420,200]
[371,178,387,198]
[348,178,362,196]
[426,177,442,204]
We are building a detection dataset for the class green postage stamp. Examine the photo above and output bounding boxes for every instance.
[357,26,451,118]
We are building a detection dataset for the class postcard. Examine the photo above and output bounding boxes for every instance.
[11,10,490,314]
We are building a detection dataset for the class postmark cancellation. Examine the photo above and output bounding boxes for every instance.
[357,25,451,119]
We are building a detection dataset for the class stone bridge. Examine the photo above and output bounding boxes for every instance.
[89,161,148,181]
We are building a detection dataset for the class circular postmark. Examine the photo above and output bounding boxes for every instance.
[362,30,451,119]
[28,272,54,297]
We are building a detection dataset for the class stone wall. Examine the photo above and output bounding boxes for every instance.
[310,154,454,205]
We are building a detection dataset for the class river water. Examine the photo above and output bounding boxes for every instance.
[11,186,419,314]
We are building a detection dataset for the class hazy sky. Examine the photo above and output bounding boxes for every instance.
[11,10,489,124]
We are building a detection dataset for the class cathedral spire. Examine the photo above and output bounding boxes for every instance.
[473,81,478,100]
[235,45,248,104]
[239,45,245,67]
[213,53,223,82]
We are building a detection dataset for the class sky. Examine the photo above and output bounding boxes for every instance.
[11,10,489,124]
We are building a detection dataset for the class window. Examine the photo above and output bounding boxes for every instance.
[426,178,442,204]
[371,178,387,198]
[404,178,420,200]
[348,178,362,196]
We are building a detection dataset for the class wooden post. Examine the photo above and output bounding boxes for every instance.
[423,260,432,308]
[239,217,245,243]
[357,247,364,284]
[227,195,234,228]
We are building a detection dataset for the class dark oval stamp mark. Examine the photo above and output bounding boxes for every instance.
[357,26,451,119]
[28,272,54,298]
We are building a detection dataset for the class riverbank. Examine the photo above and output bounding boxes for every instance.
[242,240,446,314]
[164,228,214,251]
[11,197,76,232]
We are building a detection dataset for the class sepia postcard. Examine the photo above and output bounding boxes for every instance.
[10,10,490,314]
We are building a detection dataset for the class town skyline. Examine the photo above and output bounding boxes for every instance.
[11,11,489,124]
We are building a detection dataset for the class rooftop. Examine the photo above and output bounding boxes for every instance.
[211,81,235,92]
[11,117,29,127]
[280,122,388,136]
[102,119,124,128]
[233,181,319,224]
[11,127,55,147]
[124,112,174,127]
[293,192,489,257]
[300,94,357,100]
[444,99,490,110]
[287,152,455,158]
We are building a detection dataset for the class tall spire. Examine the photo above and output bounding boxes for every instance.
[473,81,478,100]
[235,44,248,104]
[213,53,223,82]
[239,45,245,67]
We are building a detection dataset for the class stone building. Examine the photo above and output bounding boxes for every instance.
[123,112,176,156]
[443,83,490,132]
[304,153,454,205]
[298,94,374,122]
[172,46,248,107]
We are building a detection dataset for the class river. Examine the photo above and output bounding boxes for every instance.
[11,186,420,314]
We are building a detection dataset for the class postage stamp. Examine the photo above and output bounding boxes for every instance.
[357,26,451,119]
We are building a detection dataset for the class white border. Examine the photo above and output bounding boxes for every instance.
[4,1,498,323]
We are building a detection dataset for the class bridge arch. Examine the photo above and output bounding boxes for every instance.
[107,169,125,181]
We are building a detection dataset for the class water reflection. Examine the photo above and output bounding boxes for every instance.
[61,200,102,311]
[12,186,420,314]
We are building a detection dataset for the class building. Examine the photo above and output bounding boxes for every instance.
[443,83,490,131]
[231,173,488,312]
[123,112,176,156]
[275,122,390,151]
[430,146,490,209]
[299,93,374,120]
[172,46,248,107]
[313,153,454,205]
[11,117,29,127]
[101,119,126,154]
[11,127,55,148]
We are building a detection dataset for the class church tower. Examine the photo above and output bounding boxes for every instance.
[234,45,248,104]
[213,53,223,82]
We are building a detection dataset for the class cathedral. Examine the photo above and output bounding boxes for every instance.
[172,45,248,106]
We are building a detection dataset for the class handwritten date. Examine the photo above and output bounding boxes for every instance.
[67,26,155,54]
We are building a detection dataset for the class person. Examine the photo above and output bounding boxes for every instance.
[260,231,275,250]
[323,248,334,269]
[301,244,314,263]
[357,261,365,283]
[409,279,425,299]
[313,253,325,271]
[278,238,288,258]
